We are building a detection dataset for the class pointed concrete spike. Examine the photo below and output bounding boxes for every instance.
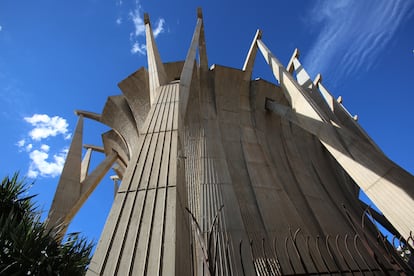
[144,13,150,25]
[197,8,208,71]
[179,16,202,127]
[47,115,84,231]
[242,29,262,81]
[197,7,203,18]
[145,13,167,106]
[313,73,322,86]
[286,48,300,73]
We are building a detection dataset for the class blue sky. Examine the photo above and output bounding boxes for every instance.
[1,0,413,245]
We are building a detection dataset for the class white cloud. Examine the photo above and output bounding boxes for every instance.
[0,25,2,32]
[131,42,146,55]
[128,3,166,55]
[27,149,67,178]
[17,139,25,147]
[26,144,33,152]
[130,8,146,37]
[24,114,69,141]
[303,0,414,83]
[116,17,122,25]
[153,18,165,38]
[17,113,72,179]
[40,144,50,152]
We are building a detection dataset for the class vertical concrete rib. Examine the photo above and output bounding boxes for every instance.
[117,85,171,275]
[143,84,173,275]
[159,84,176,275]
[87,89,164,275]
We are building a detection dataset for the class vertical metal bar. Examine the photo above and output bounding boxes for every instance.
[273,237,284,275]
[305,235,319,273]
[353,235,374,275]
[290,228,309,274]
[326,235,343,275]
[285,237,296,274]
[239,240,246,276]
[316,236,332,275]
[344,234,363,274]
[335,234,352,274]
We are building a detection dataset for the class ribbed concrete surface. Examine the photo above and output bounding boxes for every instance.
[88,83,191,275]
[49,11,413,275]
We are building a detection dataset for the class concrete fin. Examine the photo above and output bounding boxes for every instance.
[290,55,340,123]
[179,14,203,127]
[145,13,167,106]
[286,48,299,73]
[118,67,151,129]
[197,8,208,71]
[242,29,262,81]
[102,130,130,167]
[46,115,84,232]
[266,99,414,239]
[257,38,329,123]
[101,95,139,156]
[80,147,92,183]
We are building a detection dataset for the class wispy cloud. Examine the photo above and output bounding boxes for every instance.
[131,41,146,55]
[130,8,146,37]
[303,0,414,83]
[18,114,71,179]
[153,18,165,37]
[128,2,166,55]
[0,25,2,32]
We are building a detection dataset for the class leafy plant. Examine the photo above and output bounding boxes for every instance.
[0,174,93,275]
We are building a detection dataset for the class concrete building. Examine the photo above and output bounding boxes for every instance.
[47,9,414,275]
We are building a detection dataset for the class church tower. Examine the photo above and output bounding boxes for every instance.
[48,9,414,275]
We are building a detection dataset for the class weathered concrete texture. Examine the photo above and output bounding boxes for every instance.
[87,83,191,275]
[118,67,150,132]
[48,8,413,275]
[256,38,414,240]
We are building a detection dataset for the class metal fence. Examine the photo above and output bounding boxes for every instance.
[189,206,414,275]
